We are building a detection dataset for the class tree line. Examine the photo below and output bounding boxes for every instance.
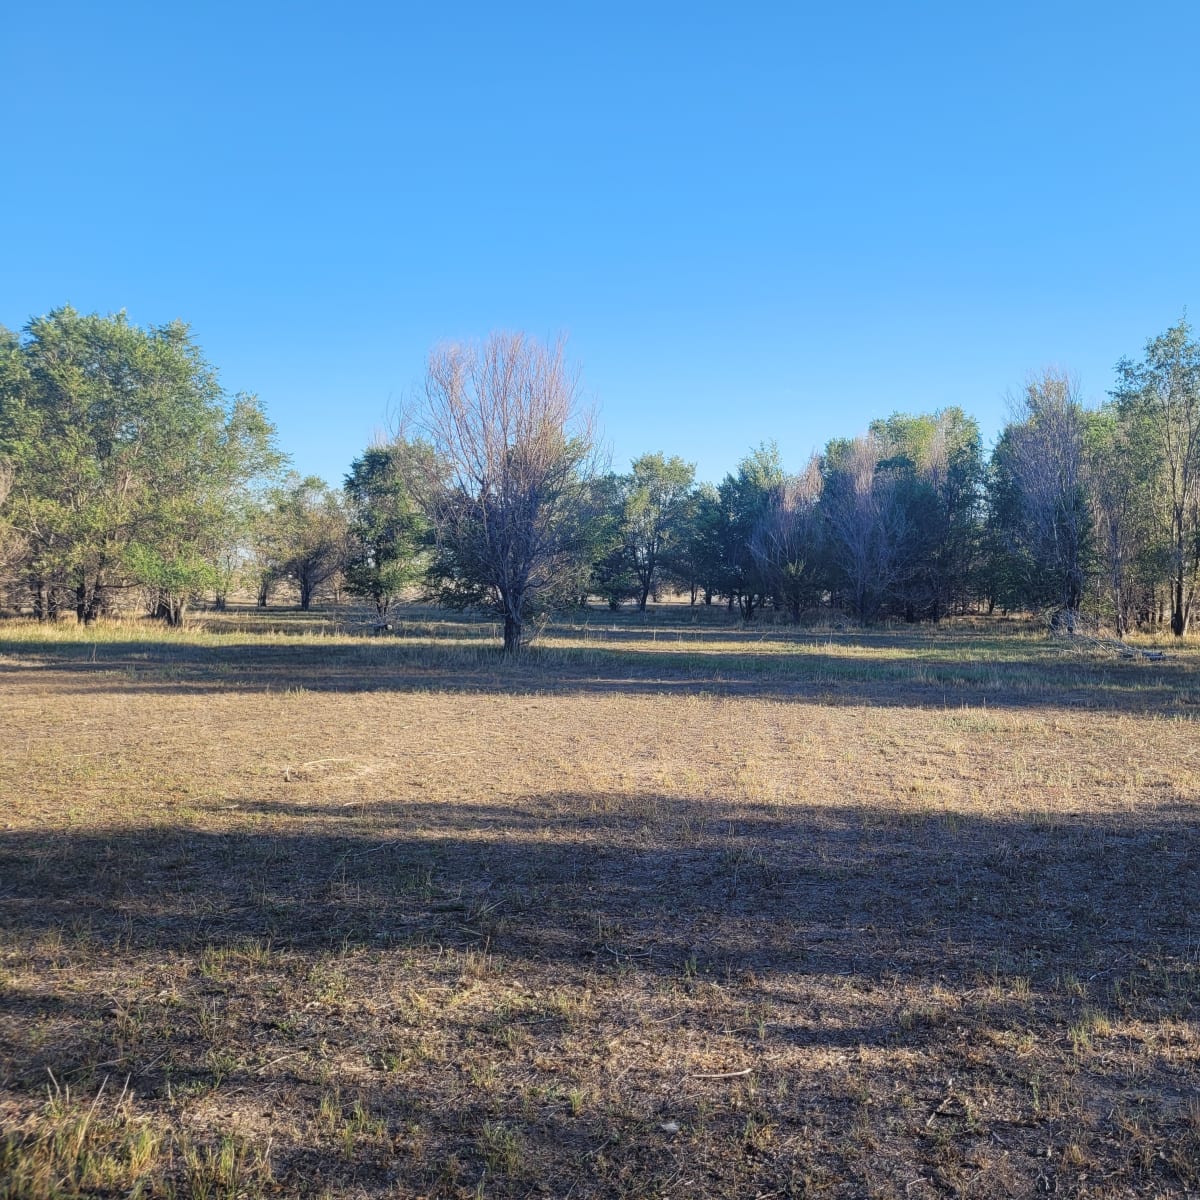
[3,309,1200,648]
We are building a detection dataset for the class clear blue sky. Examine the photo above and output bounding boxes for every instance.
[3,2,1198,485]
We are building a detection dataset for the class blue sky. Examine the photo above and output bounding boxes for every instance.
[3,2,1198,485]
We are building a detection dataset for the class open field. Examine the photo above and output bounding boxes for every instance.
[1,607,1199,1198]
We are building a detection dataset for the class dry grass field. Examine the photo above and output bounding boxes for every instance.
[1,606,1199,1198]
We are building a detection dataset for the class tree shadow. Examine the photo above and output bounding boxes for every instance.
[1,630,1197,713]
[3,796,1198,1196]
[2,795,1195,985]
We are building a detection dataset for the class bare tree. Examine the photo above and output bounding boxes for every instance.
[749,455,824,621]
[404,333,598,653]
[822,434,911,622]
[1002,370,1092,615]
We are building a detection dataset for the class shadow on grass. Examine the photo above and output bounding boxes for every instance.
[2,796,1196,989]
[3,797,1198,1197]
[1,630,1198,713]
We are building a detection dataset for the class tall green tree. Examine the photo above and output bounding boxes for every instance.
[715,444,786,619]
[0,327,27,591]
[1112,320,1200,636]
[128,394,282,624]
[621,453,695,610]
[0,307,281,623]
[868,408,983,620]
[343,443,428,618]
[1084,405,1163,634]
[586,472,639,609]
[261,475,348,611]
[674,483,724,605]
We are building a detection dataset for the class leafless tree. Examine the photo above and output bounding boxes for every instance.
[1006,370,1091,615]
[403,333,598,653]
[822,434,911,622]
[749,455,824,621]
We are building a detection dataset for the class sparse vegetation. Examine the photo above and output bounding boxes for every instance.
[1,605,1199,1196]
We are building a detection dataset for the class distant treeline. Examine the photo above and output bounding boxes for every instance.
[2,308,1199,640]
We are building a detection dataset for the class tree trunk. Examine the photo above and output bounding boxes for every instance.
[33,578,47,622]
[214,592,227,612]
[153,594,187,626]
[1172,569,1186,637]
[299,578,313,610]
[503,614,521,654]
[76,578,101,624]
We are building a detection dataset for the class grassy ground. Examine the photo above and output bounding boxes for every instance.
[1,605,1198,1198]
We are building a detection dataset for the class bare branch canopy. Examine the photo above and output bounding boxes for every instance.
[402,332,599,653]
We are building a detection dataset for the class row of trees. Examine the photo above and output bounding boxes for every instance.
[989,323,1200,638]
[0,308,421,626]
[3,310,1200,648]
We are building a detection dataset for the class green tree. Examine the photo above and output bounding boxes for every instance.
[621,453,695,610]
[129,394,282,624]
[715,444,786,619]
[978,437,1029,615]
[868,408,983,620]
[668,483,724,605]
[0,307,281,624]
[262,475,348,611]
[0,326,27,591]
[1084,404,1163,634]
[1112,320,1200,636]
[343,443,428,618]
[586,472,638,609]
